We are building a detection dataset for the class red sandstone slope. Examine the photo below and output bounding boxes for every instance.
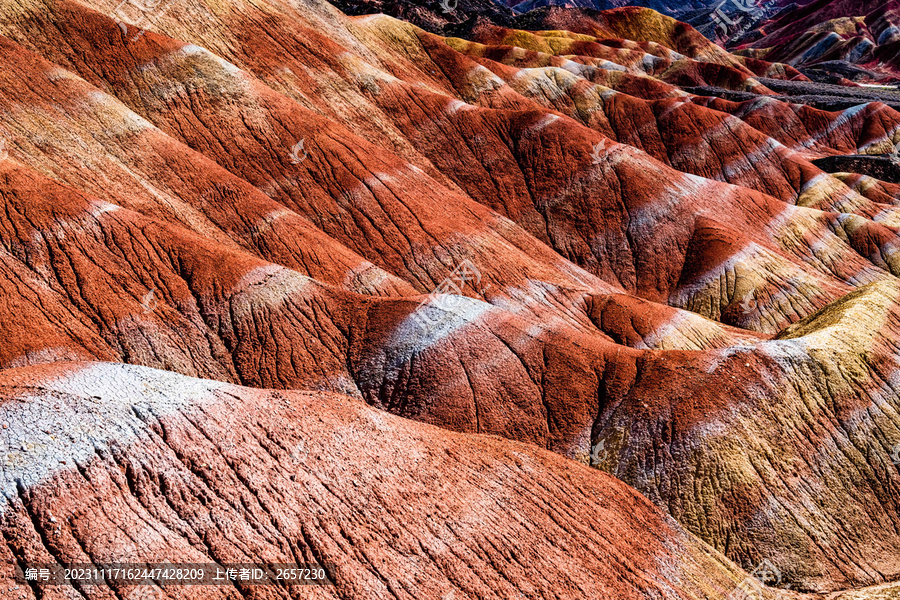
[2,0,900,597]
[0,156,771,467]
[0,361,759,600]
[510,5,810,80]
[737,0,900,81]
[6,3,900,336]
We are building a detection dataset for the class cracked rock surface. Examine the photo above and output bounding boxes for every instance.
[1,0,900,598]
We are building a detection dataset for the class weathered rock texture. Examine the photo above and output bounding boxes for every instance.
[1,0,900,598]
[735,0,900,84]
[0,362,762,600]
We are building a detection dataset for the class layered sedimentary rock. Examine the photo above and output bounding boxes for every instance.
[2,0,900,597]
[1,361,763,600]
[735,0,900,83]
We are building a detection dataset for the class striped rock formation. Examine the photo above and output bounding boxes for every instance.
[0,361,760,600]
[1,0,900,598]
[735,0,900,83]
